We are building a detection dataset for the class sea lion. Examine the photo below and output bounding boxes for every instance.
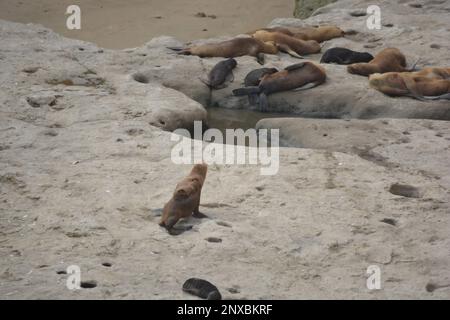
[182,278,222,300]
[201,58,237,89]
[168,37,278,62]
[159,163,208,235]
[292,26,345,42]
[244,67,278,87]
[369,68,450,100]
[320,47,374,65]
[347,48,413,76]
[246,26,295,37]
[249,26,344,43]
[233,61,326,111]
[252,30,321,56]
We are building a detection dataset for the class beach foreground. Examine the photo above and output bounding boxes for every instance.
[0,0,294,48]
[0,0,449,299]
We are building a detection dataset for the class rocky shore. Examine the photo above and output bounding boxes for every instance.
[1,0,449,299]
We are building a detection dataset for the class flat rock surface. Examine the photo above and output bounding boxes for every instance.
[1,0,450,299]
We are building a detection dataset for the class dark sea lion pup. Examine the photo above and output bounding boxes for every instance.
[253,30,321,56]
[233,61,326,112]
[201,58,237,89]
[183,278,222,300]
[159,163,208,235]
[320,47,374,65]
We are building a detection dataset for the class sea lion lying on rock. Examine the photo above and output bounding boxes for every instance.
[369,67,450,100]
[320,47,374,65]
[347,48,415,76]
[292,26,345,42]
[168,37,278,63]
[159,163,208,235]
[249,26,344,43]
[252,30,321,56]
[233,61,326,111]
[201,58,237,89]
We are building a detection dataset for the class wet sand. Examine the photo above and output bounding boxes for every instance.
[0,0,294,49]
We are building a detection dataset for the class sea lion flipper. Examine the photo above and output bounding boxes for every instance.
[151,208,163,217]
[233,86,261,96]
[284,62,307,71]
[224,71,234,84]
[434,93,450,100]
[182,278,222,300]
[259,93,269,112]
[401,74,423,100]
[407,58,420,72]
[199,77,211,88]
[166,46,183,51]
[167,47,192,55]
[168,227,191,236]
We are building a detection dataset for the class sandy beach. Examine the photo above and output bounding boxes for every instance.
[0,0,294,48]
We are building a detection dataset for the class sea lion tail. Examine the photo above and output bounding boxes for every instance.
[167,47,191,55]
[232,86,261,96]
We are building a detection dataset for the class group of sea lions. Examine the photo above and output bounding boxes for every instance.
[168,24,449,108]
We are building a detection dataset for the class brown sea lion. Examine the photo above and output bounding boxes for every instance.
[369,68,450,100]
[347,48,413,76]
[168,37,278,61]
[233,61,326,111]
[183,278,222,300]
[249,26,344,43]
[159,163,208,235]
[252,30,321,56]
